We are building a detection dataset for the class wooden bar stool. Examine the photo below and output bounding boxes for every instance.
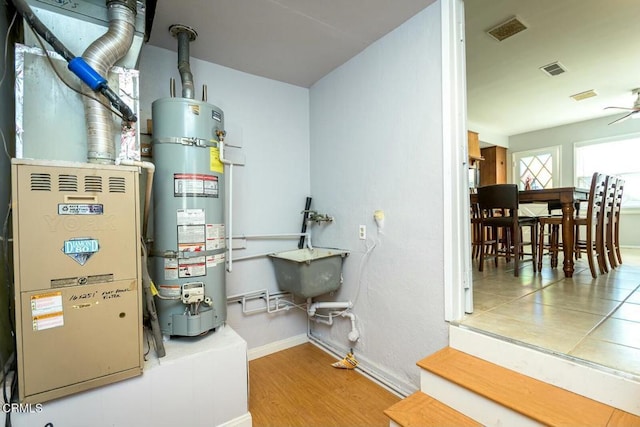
[574,172,607,278]
[477,184,538,277]
[606,177,625,267]
[613,179,625,265]
[537,216,562,271]
[536,200,566,270]
[470,202,483,259]
[602,176,618,272]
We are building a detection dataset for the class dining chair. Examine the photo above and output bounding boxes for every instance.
[606,177,625,267]
[538,199,582,270]
[471,202,498,260]
[477,184,538,277]
[470,201,483,259]
[601,175,619,273]
[601,176,618,272]
[574,172,607,278]
[537,215,562,271]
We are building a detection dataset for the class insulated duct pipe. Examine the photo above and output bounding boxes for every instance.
[170,24,197,99]
[10,0,75,62]
[82,0,137,164]
[9,0,137,123]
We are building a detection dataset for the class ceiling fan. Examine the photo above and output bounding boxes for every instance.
[605,88,640,125]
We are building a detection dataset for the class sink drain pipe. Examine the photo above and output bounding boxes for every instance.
[307,300,351,316]
[306,299,359,342]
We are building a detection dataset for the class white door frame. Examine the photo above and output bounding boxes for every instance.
[441,0,472,320]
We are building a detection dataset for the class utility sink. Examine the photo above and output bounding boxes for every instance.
[268,248,349,298]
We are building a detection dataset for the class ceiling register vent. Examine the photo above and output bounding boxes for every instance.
[571,89,598,101]
[487,16,528,41]
[540,62,567,77]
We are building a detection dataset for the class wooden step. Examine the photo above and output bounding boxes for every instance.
[418,347,640,427]
[384,391,481,427]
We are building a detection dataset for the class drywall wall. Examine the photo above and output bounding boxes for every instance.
[308,2,449,394]
[138,45,310,350]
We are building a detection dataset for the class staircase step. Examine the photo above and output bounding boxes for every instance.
[418,347,640,426]
[449,323,640,416]
[384,391,481,427]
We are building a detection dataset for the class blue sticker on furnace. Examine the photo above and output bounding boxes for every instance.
[63,238,100,266]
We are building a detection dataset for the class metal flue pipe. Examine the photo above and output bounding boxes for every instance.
[82,0,137,164]
[170,24,198,99]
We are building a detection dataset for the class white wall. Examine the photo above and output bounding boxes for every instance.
[468,121,509,148]
[138,46,310,349]
[308,2,449,394]
[508,115,640,247]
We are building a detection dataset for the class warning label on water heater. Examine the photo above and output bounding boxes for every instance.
[179,256,206,278]
[206,224,225,250]
[162,256,206,278]
[178,225,205,252]
[162,257,206,279]
[174,173,218,198]
[177,209,205,226]
[177,209,206,252]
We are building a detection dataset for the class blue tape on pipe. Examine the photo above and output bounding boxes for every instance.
[68,57,106,91]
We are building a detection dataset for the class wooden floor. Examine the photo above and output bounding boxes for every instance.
[249,343,401,427]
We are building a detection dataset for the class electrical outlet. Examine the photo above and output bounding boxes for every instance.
[359,225,366,240]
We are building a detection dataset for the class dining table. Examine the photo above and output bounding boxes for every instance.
[471,187,590,278]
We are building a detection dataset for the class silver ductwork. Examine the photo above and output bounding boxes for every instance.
[82,0,137,164]
[170,24,198,100]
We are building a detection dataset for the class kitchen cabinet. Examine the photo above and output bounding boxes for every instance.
[468,131,483,162]
[480,145,507,185]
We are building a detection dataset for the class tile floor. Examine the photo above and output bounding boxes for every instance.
[462,247,640,378]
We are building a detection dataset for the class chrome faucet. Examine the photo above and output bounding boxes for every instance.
[301,210,335,223]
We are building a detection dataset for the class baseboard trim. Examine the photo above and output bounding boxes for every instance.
[217,412,252,427]
[307,334,411,398]
[247,333,309,361]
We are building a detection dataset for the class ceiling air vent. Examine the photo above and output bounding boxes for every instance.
[540,62,567,77]
[487,16,528,41]
[570,90,598,101]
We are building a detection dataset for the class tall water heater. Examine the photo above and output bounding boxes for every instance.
[151,96,227,337]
